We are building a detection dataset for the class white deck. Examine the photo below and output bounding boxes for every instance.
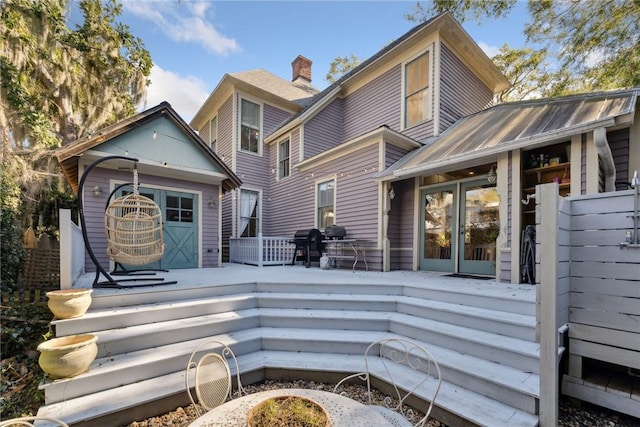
[74,263,537,302]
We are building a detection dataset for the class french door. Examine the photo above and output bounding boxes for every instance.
[420,180,498,276]
[115,187,198,270]
[458,181,498,276]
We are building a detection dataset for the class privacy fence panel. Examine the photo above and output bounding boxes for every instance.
[562,189,640,418]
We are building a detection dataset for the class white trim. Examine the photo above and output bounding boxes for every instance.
[433,37,441,137]
[401,48,433,132]
[412,177,420,271]
[585,131,599,193]
[209,115,218,152]
[109,179,203,268]
[298,126,305,162]
[218,185,222,266]
[264,86,342,144]
[570,135,582,196]
[314,175,337,231]
[238,94,263,157]
[297,127,419,172]
[276,135,292,181]
[509,150,522,284]
[238,186,262,237]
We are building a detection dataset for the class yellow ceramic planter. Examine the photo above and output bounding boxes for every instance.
[37,334,98,379]
[46,289,92,319]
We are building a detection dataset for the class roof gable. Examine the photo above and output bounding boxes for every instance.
[57,102,241,192]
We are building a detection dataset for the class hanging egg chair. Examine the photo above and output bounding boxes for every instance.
[104,168,164,266]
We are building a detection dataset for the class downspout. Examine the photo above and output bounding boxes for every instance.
[593,127,616,192]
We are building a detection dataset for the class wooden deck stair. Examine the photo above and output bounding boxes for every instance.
[37,280,540,427]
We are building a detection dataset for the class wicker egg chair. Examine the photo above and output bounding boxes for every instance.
[104,169,164,266]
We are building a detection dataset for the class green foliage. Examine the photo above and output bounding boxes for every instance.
[0,0,148,250]
[491,44,556,102]
[405,0,516,23]
[0,302,50,418]
[525,0,640,94]
[404,0,639,98]
[1,159,25,291]
[326,54,361,84]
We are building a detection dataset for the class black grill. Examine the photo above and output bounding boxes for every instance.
[324,225,347,240]
[291,229,325,268]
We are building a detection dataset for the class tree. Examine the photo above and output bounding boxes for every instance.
[405,0,640,98]
[326,54,361,84]
[491,44,556,102]
[404,0,516,24]
[525,0,639,94]
[0,0,152,246]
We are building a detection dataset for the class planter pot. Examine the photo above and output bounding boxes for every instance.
[247,395,331,427]
[37,334,98,379]
[46,289,92,319]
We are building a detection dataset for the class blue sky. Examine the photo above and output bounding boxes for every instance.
[104,1,531,122]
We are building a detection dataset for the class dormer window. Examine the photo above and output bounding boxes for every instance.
[240,99,260,153]
[404,51,431,128]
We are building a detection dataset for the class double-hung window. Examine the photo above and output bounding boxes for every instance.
[317,179,335,230]
[240,99,260,153]
[209,115,217,152]
[404,52,431,128]
[278,138,290,179]
[239,189,259,237]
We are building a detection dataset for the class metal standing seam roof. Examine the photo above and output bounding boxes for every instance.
[377,88,639,180]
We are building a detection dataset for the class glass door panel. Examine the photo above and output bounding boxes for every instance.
[420,185,456,272]
[459,181,499,275]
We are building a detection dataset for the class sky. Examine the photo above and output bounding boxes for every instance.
[88,1,531,123]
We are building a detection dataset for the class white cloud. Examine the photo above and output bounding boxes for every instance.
[478,41,500,58]
[144,65,209,123]
[123,1,240,55]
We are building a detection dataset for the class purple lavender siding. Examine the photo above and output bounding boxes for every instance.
[343,66,403,142]
[217,97,234,163]
[304,100,343,159]
[265,129,311,236]
[389,178,415,270]
[264,103,292,138]
[439,43,494,132]
[83,168,220,271]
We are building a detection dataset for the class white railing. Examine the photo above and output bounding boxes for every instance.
[59,209,85,289]
[229,234,295,267]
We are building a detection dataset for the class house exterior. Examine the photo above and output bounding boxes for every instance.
[56,102,241,273]
[190,11,639,282]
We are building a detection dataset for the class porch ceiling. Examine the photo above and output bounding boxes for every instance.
[378,88,639,180]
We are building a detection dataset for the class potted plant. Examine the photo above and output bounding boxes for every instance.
[37,334,98,379]
[46,288,92,319]
[247,395,330,427]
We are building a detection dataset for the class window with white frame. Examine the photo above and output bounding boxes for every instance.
[316,179,335,230]
[240,99,260,153]
[404,52,431,128]
[278,138,290,179]
[239,189,259,237]
[209,115,217,152]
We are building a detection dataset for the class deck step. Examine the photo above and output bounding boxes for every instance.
[37,350,538,427]
[37,278,540,427]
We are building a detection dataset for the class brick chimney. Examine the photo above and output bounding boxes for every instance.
[292,55,312,83]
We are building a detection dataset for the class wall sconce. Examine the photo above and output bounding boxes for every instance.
[487,165,497,184]
[208,197,216,209]
[388,186,396,200]
[92,185,102,196]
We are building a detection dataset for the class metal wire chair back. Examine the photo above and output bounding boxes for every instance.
[334,338,442,427]
[185,340,245,417]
